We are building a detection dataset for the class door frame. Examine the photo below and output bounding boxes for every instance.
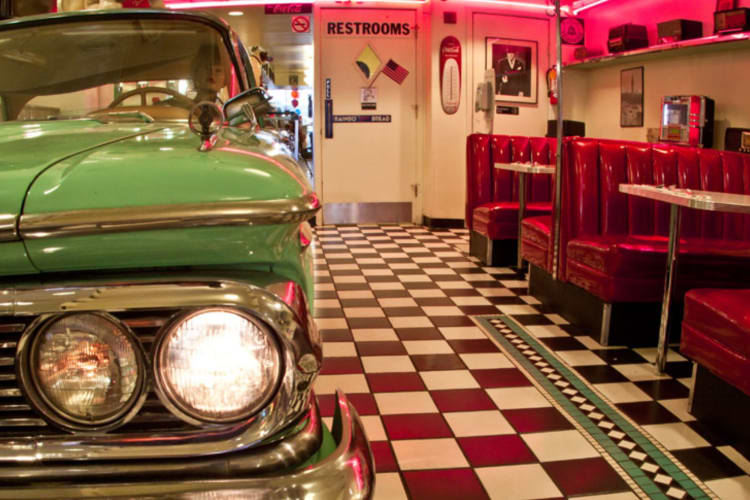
[313,5,423,225]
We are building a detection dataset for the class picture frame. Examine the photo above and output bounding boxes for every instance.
[486,37,537,104]
[620,66,643,127]
[716,0,736,11]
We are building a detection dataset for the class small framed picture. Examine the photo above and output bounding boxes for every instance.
[620,66,644,128]
[486,37,538,104]
[360,87,377,110]
[716,0,736,11]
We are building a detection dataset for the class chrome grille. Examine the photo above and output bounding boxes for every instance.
[0,310,197,436]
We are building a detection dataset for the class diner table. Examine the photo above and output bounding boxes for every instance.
[494,162,555,269]
[619,184,750,373]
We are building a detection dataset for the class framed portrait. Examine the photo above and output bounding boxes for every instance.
[716,0,736,11]
[620,66,643,127]
[486,38,537,104]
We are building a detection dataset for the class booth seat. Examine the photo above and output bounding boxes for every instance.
[681,288,750,397]
[563,140,750,301]
[522,138,750,344]
[681,288,750,443]
[520,215,553,271]
[466,134,555,265]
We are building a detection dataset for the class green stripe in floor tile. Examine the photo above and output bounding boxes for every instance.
[475,315,715,500]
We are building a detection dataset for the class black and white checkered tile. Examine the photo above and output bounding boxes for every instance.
[312,224,750,500]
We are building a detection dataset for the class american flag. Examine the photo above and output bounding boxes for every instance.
[382,59,409,84]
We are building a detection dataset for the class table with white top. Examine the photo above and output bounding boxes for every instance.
[619,184,750,373]
[494,162,555,269]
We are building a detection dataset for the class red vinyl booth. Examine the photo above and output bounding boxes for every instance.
[681,288,750,398]
[681,288,750,442]
[521,138,750,344]
[466,134,554,265]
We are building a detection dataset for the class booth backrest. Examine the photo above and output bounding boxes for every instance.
[560,138,750,278]
[465,133,492,230]
[466,134,555,229]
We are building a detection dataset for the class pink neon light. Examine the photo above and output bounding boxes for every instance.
[165,0,561,8]
[465,0,565,11]
[572,0,609,15]
[167,0,311,9]
[166,0,428,8]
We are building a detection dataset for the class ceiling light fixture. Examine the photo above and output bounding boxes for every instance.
[166,0,567,9]
[228,10,244,15]
[167,0,313,9]
[572,0,609,15]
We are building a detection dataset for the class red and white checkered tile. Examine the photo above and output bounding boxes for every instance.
[312,224,750,499]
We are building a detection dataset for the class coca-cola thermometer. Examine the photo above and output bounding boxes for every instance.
[439,36,461,115]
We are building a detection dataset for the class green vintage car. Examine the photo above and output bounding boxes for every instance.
[0,9,373,499]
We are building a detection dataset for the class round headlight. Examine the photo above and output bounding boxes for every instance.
[29,313,145,429]
[154,309,282,424]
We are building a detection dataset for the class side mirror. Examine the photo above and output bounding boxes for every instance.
[224,88,273,128]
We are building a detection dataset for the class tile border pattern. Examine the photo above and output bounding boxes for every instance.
[475,315,717,500]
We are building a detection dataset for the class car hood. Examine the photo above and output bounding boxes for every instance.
[0,120,163,221]
[0,119,315,276]
[21,122,310,214]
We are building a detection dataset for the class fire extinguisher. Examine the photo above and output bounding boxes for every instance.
[546,66,558,105]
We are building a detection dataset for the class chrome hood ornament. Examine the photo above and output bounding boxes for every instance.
[189,102,224,152]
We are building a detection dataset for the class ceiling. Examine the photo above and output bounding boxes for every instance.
[207,7,313,74]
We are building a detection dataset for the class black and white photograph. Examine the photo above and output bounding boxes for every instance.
[620,66,644,127]
[487,37,537,104]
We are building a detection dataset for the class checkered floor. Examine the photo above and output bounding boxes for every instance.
[310,224,750,500]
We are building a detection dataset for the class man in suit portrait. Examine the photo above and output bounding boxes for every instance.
[495,46,530,97]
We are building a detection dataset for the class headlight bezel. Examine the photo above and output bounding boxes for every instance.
[152,307,284,427]
[16,312,149,433]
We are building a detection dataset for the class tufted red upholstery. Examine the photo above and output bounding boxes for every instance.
[467,135,555,241]
[520,215,552,270]
[554,138,750,303]
[681,289,750,397]
[465,134,492,231]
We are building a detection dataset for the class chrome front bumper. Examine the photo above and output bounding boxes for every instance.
[0,391,374,500]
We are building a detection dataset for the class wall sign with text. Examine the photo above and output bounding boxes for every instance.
[265,4,312,14]
[325,20,414,37]
[439,36,461,115]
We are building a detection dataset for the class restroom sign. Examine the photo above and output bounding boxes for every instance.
[291,16,310,33]
[325,21,413,37]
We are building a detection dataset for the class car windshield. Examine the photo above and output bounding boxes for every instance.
[0,17,240,122]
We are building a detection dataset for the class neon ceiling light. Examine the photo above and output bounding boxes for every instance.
[165,0,427,8]
[572,0,609,15]
[167,0,312,9]
[166,0,564,9]
[466,0,570,12]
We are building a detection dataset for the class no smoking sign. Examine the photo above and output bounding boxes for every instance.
[291,16,310,33]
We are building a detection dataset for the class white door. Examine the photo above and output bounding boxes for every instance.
[318,8,418,224]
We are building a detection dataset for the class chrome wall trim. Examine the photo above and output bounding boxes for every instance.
[323,201,412,224]
[0,391,374,500]
[0,275,321,463]
[0,214,17,242]
[18,193,320,240]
